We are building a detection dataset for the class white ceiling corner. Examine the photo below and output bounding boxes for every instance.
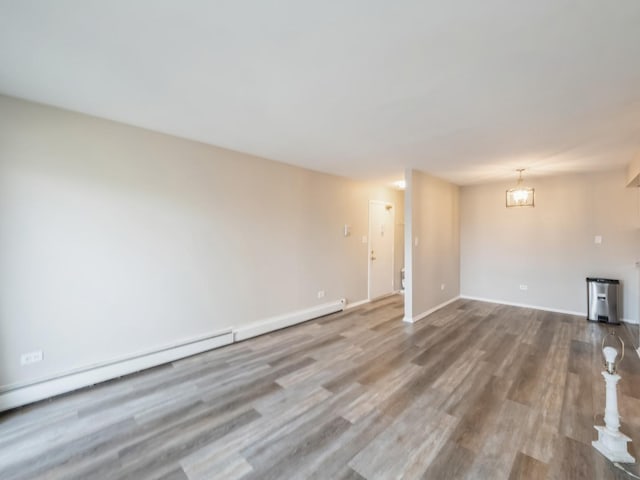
[0,0,639,185]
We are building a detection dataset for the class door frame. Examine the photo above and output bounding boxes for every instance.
[367,200,396,301]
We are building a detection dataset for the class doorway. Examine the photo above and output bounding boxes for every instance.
[368,200,395,300]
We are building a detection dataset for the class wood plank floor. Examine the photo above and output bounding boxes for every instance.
[1,296,640,479]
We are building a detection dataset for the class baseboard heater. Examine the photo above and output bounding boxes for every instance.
[0,298,347,412]
[0,330,234,412]
[234,298,346,341]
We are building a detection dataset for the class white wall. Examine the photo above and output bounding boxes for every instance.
[460,168,640,322]
[404,169,460,321]
[0,95,403,391]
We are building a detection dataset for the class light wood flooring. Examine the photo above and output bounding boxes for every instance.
[1,296,640,479]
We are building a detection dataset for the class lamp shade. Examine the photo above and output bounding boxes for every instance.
[506,169,534,207]
[506,186,535,207]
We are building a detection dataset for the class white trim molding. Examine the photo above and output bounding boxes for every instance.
[0,298,349,412]
[403,296,460,324]
[460,295,639,325]
[344,298,370,310]
[460,295,584,317]
[0,330,234,412]
[233,299,345,342]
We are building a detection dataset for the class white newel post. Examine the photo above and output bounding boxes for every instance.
[603,371,621,433]
[593,344,635,463]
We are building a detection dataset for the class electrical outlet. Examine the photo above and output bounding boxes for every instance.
[595,235,603,244]
[414,237,419,247]
[441,284,446,291]
[317,290,325,299]
[21,350,43,366]
[519,284,528,291]
[362,235,367,244]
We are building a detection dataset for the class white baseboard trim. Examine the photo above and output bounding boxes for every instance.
[403,296,460,324]
[233,298,346,342]
[460,295,639,325]
[459,295,585,317]
[0,298,352,412]
[0,330,234,412]
[344,298,370,310]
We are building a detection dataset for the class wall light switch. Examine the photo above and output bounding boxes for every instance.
[595,235,602,244]
[519,284,528,291]
[21,350,43,366]
[343,224,351,237]
[414,237,419,247]
[362,235,367,244]
[317,290,325,299]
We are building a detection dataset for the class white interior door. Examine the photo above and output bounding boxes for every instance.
[368,201,395,300]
